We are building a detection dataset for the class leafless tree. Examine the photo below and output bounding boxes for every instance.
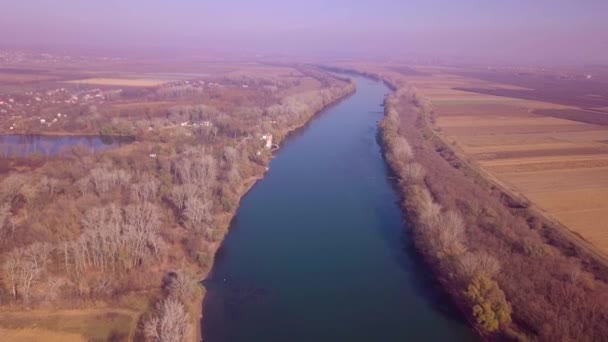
[76,176,92,196]
[0,204,9,236]
[131,175,160,202]
[20,182,40,206]
[168,185,189,211]
[184,197,211,231]
[90,167,112,193]
[418,188,441,228]
[403,162,425,184]
[2,248,42,301]
[44,277,62,301]
[167,272,198,302]
[222,146,239,167]
[72,203,161,272]
[0,174,26,203]
[190,155,217,187]
[435,211,466,256]
[123,203,161,268]
[226,165,241,184]
[2,250,20,299]
[25,242,53,269]
[90,167,131,194]
[143,298,191,342]
[40,176,60,196]
[393,136,413,162]
[458,251,501,281]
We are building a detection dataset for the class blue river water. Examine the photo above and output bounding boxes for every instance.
[201,76,475,341]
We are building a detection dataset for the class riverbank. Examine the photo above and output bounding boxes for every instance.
[195,79,356,340]
[359,65,608,340]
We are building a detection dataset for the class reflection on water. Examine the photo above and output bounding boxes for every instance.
[0,134,133,157]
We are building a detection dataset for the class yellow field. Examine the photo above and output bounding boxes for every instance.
[66,77,169,87]
[408,71,608,254]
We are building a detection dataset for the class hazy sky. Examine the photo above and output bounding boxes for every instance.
[1,0,607,64]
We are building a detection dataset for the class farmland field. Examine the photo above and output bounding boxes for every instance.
[407,68,608,254]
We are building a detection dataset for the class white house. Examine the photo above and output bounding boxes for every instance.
[40,119,46,124]
[261,134,273,149]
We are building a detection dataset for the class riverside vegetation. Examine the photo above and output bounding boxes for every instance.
[0,63,354,340]
[378,73,608,340]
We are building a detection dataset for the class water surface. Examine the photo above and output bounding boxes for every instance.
[202,76,475,341]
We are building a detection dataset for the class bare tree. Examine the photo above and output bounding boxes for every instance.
[2,250,20,299]
[184,197,211,231]
[167,272,198,302]
[0,204,9,236]
[0,174,26,203]
[418,188,441,229]
[143,298,191,342]
[131,175,160,202]
[168,185,189,211]
[44,277,62,301]
[76,176,92,196]
[2,248,42,302]
[191,155,217,187]
[40,176,60,196]
[123,203,161,268]
[393,136,413,162]
[222,146,239,167]
[435,211,466,256]
[458,252,501,281]
[75,203,161,272]
[403,162,425,184]
[90,166,131,194]
[90,167,112,194]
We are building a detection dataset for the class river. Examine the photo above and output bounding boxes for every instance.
[201,76,476,341]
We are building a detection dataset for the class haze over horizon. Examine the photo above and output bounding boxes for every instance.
[1,0,607,65]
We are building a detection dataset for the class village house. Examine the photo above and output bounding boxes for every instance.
[261,134,273,149]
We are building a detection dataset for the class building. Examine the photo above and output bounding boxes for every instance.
[261,134,273,149]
